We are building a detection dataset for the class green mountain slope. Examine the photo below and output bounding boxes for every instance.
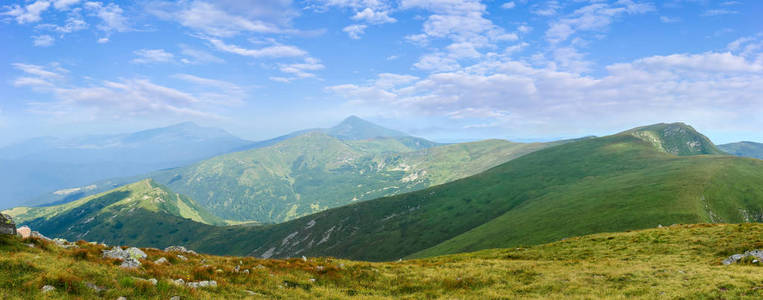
[148,133,556,222]
[3,180,223,246]
[718,141,763,159]
[623,123,724,155]
[207,123,762,261]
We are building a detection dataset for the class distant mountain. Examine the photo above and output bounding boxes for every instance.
[324,115,408,140]
[0,122,251,209]
[148,133,556,222]
[718,141,763,160]
[196,122,762,261]
[4,179,223,247]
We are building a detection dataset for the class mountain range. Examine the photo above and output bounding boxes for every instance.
[28,116,568,223]
[0,122,251,209]
[718,141,763,160]
[5,122,762,262]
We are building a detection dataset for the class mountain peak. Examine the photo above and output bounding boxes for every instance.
[325,116,409,140]
[621,122,723,156]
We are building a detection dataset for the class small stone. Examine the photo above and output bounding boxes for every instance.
[309,278,316,283]
[154,257,168,264]
[245,290,258,295]
[302,256,307,262]
[234,265,240,272]
[25,243,34,248]
[148,278,158,286]
[173,279,185,286]
[177,255,188,261]
[116,297,127,300]
[120,258,141,269]
[170,297,181,300]
[41,285,55,293]
[242,269,250,274]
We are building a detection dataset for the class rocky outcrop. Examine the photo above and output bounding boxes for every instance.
[722,250,763,265]
[164,245,197,254]
[0,213,16,236]
[102,246,147,268]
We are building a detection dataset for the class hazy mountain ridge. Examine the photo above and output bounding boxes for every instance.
[0,123,253,209]
[718,141,763,160]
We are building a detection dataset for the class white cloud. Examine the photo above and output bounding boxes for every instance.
[502,2,516,9]
[546,1,654,44]
[3,0,51,24]
[277,57,325,79]
[132,49,175,64]
[84,2,129,33]
[179,45,224,64]
[53,0,81,10]
[206,38,307,58]
[327,49,763,136]
[149,1,295,38]
[352,7,396,24]
[33,35,55,47]
[701,9,738,16]
[343,24,367,39]
[531,0,561,16]
[36,12,88,33]
[10,63,232,118]
[12,63,66,79]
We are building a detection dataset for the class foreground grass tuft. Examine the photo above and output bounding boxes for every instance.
[0,223,761,299]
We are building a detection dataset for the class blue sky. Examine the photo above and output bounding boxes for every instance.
[1,0,761,145]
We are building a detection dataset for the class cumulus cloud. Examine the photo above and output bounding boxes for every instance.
[10,63,238,118]
[132,49,175,64]
[84,2,129,33]
[310,0,396,24]
[3,0,51,24]
[33,35,55,47]
[545,1,654,44]
[502,2,516,9]
[273,57,325,81]
[327,48,763,136]
[148,0,296,37]
[343,24,367,39]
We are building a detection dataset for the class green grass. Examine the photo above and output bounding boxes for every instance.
[0,223,760,299]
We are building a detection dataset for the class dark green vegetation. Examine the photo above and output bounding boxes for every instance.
[0,224,760,299]
[719,141,763,160]
[4,180,223,247]
[199,123,762,261]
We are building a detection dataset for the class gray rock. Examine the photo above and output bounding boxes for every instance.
[125,247,147,260]
[723,250,763,265]
[41,285,55,293]
[148,278,158,286]
[116,297,127,300]
[120,258,141,268]
[165,246,196,254]
[31,231,50,240]
[176,254,188,261]
[0,214,16,236]
[186,280,217,289]
[242,269,250,274]
[154,257,168,264]
[103,247,129,260]
[173,279,185,286]
[170,297,181,300]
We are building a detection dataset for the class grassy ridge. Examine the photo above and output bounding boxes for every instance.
[149,133,555,222]
[216,123,763,261]
[3,180,223,246]
[0,223,760,299]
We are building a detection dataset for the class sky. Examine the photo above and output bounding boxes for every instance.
[1,0,761,145]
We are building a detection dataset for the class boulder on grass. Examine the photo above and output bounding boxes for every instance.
[0,214,16,236]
